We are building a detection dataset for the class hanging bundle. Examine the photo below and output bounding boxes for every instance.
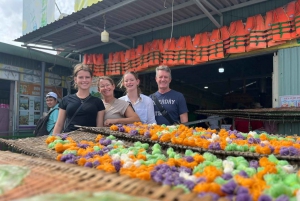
[123,49,136,73]
[137,42,151,71]
[92,54,105,76]
[294,0,300,36]
[173,36,187,66]
[185,35,195,65]
[82,54,94,72]
[248,14,267,51]
[162,38,176,66]
[271,2,297,42]
[220,26,230,53]
[227,20,248,53]
[265,10,286,47]
[208,28,224,60]
[191,33,201,65]
[244,15,256,52]
[194,32,209,64]
[105,53,114,76]
[148,39,163,68]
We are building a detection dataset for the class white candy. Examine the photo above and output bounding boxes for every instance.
[111,154,120,161]
[134,160,142,167]
[226,137,232,143]
[179,171,197,182]
[211,133,220,142]
[224,167,234,174]
[282,165,296,173]
[260,140,270,145]
[223,160,234,169]
[123,161,133,168]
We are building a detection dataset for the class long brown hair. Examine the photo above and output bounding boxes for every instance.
[118,71,141,97]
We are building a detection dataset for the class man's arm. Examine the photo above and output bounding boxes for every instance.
[180,112,188,124]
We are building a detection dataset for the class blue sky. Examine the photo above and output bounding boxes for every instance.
[0,0,74,48]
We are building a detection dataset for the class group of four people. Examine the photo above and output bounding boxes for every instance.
[45,64,189,135]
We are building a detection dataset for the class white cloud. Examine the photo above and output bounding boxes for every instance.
[0,0,74,51]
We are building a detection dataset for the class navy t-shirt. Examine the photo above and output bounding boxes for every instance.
[152,90,188,125]
[59,94,105,132]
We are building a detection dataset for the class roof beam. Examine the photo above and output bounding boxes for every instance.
[193,0,221,28]
[107,1,195,31]
[200,0,222,16]
[79,22,133,39]
[76,0,268,52]
[83,26,131,49]
[54,1,194,49]
[25,0,138,44]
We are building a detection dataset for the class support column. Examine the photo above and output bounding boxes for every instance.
[40,62,46,116]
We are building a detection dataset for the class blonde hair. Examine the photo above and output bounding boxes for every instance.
[73,63,93,89]
[118,71,141,97]
[97,76,115,88]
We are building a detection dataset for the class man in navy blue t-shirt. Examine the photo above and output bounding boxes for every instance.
[151,65,188,125]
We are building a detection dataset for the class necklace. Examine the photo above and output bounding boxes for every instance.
[77,93,90,104]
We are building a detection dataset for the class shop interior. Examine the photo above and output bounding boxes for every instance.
[0,79,11,136]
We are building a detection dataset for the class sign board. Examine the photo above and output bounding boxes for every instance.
[0,64,61,86]
[22,0,55,35]
[19,82,63,127]
[279,95,300,107]
[74,0,102,12]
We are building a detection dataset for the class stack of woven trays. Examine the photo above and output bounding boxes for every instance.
[0,150,205,201]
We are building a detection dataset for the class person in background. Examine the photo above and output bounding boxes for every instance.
[151,65,188,125]
[53,64,105,134]
[118,71,156,124]
[98,76,140,126]
[205,115,221,130]
[45,92,59,135]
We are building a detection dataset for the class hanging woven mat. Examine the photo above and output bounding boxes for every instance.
[0,151,206,201]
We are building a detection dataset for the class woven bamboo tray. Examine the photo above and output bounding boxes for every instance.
[77,127,300,164]
[0,151,206,201]
[1,128,300,165]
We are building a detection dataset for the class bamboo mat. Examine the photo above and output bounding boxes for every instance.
[0,151,206,201]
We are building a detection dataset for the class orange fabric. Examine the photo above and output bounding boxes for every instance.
[185,35,195,65]
[162,38,176,66]
[227,20,248,53]
[265,10,286,47]
[194,32,209,64]
[148,39,161,68]
[248,14,267,51]
[272,2,297,41]
[93,54,105,76]
[209,28,224,60]
[174,36,187,65]
[295,0,300,35]
[220,26,230,51]
[244,16,256,52]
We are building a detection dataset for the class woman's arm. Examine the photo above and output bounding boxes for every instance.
[104,106,140,126]
[147,98,157,124]
[96,110,105,127]
[52,109,66,134]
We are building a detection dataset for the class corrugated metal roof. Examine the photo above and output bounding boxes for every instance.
[0,42,79,68]
[15,0,276,53]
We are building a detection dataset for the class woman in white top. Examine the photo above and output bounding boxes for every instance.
[98,76,140,126]
[118,71,156,124]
